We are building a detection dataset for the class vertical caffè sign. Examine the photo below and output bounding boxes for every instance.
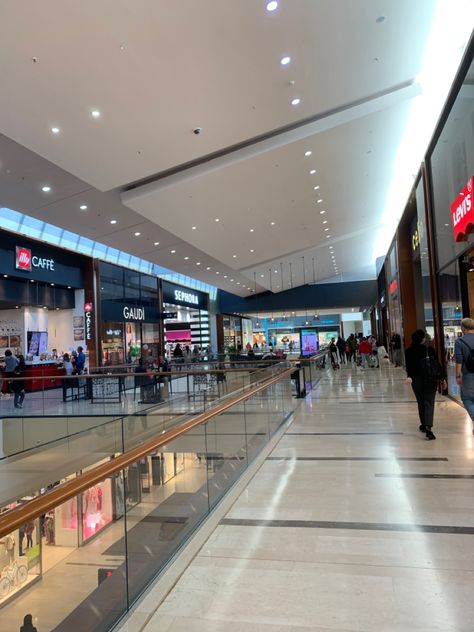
[85,302,93,341]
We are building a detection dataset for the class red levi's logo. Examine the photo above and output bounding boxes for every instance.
[451,176,474,242]
[16,247,32,271]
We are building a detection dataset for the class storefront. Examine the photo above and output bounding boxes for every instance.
[99,262,161,365]
[0,229,95,378]
[162,281,210,357]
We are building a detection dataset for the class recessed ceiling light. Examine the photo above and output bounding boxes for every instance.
[215,218,220,222]
[250,228,255,233]
[317,199,323,204]
[309,169,316,175]
[230,279,234,282]
[134,232,141,236]
[274,270,278,273]
[444,223,449,227]
[43,306,47,309]
[196,262,201,265]
[266,1,278,11]
[192,226,197,230]
[319,210,326,215]
[50,283,55,286]
[323,220,328,224]
[313,185,320,190]
[79,204,88,210]
[270,221,276,226]
[280,56,291,66]
[304,150,312,157]
[206,266,211,270]
[154,241,159,246]
[250,249,254,253]
[236,282,241,285]
[224,275,228,278]
[291,98,301,106]
[324,228,329,232]
[15,306,19,309]
[216,271,220,275]
[30,279,35,283]
[3,274,7,278]
[91,110,101,118]
[51,127,60,134]
[67,286,71,289]
[110,219,117,224]
[41,185,51,192]
[326,235,331,238]
[260,274,265,278]
[170,249,176,253]
[233,254,237,258]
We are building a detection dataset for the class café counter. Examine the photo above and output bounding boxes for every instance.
[2,361,65,393]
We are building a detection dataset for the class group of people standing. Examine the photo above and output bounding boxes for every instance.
[329,334,389,368]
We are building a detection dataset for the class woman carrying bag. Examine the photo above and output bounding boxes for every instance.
[405,329,446,440]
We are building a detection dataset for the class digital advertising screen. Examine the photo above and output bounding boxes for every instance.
[300,329,318,356]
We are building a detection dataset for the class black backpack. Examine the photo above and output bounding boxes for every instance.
[460,339,474,372]
[420,348,442,382]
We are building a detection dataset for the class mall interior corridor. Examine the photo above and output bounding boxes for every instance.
[120,364,474,632]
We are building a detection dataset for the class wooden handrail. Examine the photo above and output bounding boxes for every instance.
[0,367,294,537]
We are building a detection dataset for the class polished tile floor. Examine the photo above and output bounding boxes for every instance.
[138,364,474,632]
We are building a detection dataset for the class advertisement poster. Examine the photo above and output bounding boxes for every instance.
[73,316,84,328]
[318,331,339,347]
[74,328,85,341]
[300,329,318,356]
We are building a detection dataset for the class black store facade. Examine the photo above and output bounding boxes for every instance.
[0,229,94,365]
[99,261,161,365]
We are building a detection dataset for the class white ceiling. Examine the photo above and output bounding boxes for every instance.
[0,1,472,296]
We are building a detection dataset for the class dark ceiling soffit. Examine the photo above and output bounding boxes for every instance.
[218,280,378,313]
[121,80,416,193]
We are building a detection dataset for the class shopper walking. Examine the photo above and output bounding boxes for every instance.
[455,317,474,433]
[20,614,37,632]
[12,354,26,409]
[405,329,446,440]
[347,334,357,363]
[4,349,18,396]
[75,346,86,374]
[390,332,402,367]
[358,337,372,368]
[336,335,346,364]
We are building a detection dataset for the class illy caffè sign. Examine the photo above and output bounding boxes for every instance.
[16,246,55,271]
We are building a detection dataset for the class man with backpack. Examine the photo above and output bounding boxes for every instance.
[455,318,474,433]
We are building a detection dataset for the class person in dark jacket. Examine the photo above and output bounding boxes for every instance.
[336,336,346,364]
[12,355,26,409]
[20,614,37,632]
[405,329,446,440]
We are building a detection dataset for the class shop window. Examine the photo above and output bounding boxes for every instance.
[431,56,474,271]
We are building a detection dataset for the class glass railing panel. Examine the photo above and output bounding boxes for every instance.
[0,476,128,632]
[205,404,248,509]
[244,390,271,462]
[125,426,209,605]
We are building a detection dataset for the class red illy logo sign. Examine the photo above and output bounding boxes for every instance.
[16,247,32,271]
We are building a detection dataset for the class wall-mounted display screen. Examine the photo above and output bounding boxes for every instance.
[300,329,318,356]
[318,331,339,347]
[27,331,48,355]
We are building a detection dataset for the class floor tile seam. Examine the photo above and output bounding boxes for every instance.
[194,552,474,574]
[219,519,474,535]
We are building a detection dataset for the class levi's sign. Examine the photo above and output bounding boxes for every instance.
[451,176,474,242]
[16,246,55,271]
[174,289,198,305]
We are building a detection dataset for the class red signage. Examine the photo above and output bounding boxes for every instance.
[451,176,474,242]
[85,303,93,341]
[16,246,32,271]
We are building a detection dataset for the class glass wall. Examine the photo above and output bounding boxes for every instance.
[0,373,295,632]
